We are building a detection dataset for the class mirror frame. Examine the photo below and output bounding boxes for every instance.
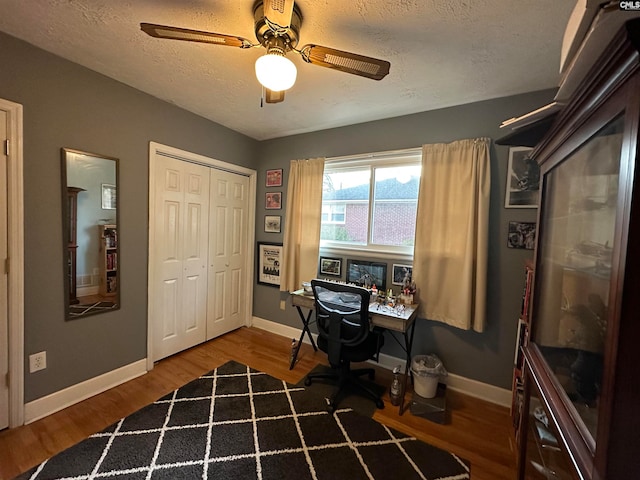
[61,147,120,320]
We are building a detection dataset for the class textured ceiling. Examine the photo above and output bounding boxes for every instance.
[0,0,576,140]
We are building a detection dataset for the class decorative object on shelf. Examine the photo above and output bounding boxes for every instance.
[264,215,281,233]
[265,168,283,187]
[319,256,341,277]
[505,146,539,208]
[265,191,281,209]
[507,221,536,249]
[257,242,283,287]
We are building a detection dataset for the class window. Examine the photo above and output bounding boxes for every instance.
[321,203,346,224]
[320,149,421,254]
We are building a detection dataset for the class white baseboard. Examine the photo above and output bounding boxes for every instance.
[251,316,511,407]
[24,359,148,424]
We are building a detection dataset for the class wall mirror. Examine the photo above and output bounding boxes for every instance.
[61,148,120,319]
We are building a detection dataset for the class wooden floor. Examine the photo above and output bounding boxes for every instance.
[0,327,517,480]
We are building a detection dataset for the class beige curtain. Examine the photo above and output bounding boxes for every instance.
[280,157,325,292]
[413,138,491,331]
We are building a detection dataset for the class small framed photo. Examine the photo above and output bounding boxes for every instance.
[264,215,281,233]
[101,184,116,209]
[265,192,282,210]
[266,168,283,187]
[392,264,413,285]
[257,242,283,287]
[507,221,536,250]
[505,147,539,208]
[319,257,342,277]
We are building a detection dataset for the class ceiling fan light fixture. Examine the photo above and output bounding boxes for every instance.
[255,48,297,92]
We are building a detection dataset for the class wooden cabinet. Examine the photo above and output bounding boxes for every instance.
[67,186,85,304]
[517,20,640,480]
[99,224,117,297]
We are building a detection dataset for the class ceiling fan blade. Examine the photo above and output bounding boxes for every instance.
[265,88,285,104]
[263,0,295,30]
[299,44,390,81]
[140,23,252,48]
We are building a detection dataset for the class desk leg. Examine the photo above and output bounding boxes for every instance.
[290,306,318,370]
[399,319,417,416]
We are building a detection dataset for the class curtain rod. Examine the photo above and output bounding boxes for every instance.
[326,147,422,163]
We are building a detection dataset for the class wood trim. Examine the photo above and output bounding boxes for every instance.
[0,98,24,428]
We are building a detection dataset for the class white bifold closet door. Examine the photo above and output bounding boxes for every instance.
[206,169,249,340]
[152,155,210,361]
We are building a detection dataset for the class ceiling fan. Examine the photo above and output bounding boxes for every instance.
[140,0,391,104]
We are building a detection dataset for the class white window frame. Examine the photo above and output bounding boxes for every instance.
[321,147,421,258]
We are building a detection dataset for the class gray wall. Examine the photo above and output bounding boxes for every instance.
[253,90,554,389]
[3,28,552,402]
[1,31,259,402]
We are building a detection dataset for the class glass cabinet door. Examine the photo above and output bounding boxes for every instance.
[532,115,624,443]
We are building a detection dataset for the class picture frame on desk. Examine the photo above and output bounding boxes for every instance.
[257,242,282,287]
[319,257,341,277]
[346,259,386,291]
[392,264,412,285]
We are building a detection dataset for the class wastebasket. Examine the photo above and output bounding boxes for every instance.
[411,354,447,398]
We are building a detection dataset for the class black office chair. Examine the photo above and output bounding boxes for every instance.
[304,279,384,412]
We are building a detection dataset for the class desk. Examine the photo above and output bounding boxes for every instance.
[290,289,419,415]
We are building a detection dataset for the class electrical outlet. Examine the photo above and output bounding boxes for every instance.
[29,351,47,373]
[280,300,286,310]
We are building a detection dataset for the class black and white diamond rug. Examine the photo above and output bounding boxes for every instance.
[16,361,470,480]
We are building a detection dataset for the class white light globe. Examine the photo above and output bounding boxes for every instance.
[255,53,297,91]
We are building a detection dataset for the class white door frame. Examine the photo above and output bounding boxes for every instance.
[147,142,256,371]
[1,98,25,427]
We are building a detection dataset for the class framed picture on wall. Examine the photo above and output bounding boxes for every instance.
[266,168,283,187]
[101,184,116,209]
[319,257,342,277]
[505,147,539,208]
[346,259,387,291]
[257,242,283,287]
[265,192,282,209]
[392,264,413,285]
[264,215,281,233]
[507,221,536,250]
